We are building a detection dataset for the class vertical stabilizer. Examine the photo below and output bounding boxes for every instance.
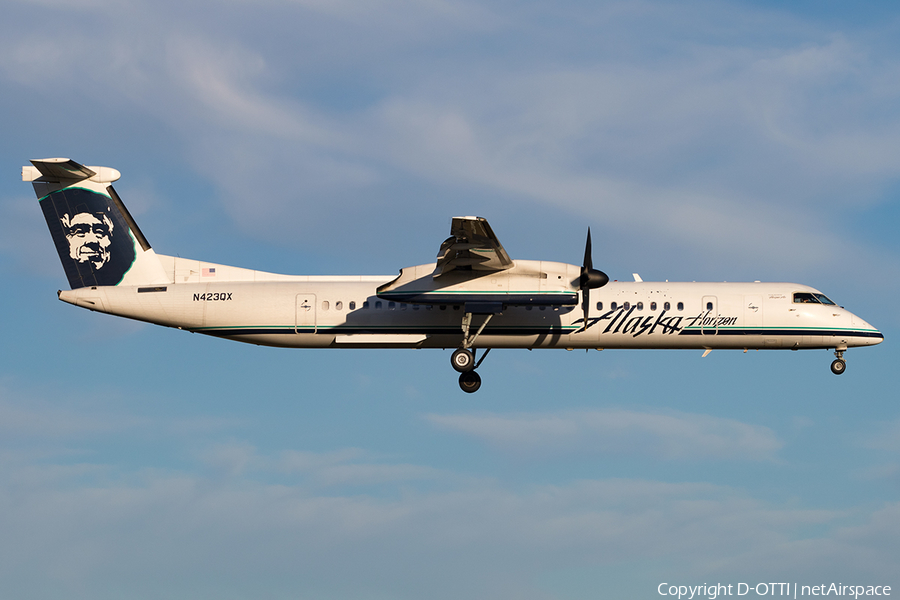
[24,158,170,289]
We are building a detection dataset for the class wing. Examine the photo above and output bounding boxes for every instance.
[434,216,514,277]
[377,216,577,307]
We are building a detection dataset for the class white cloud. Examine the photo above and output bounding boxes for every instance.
[5,0,900,273]
[198,442,444,486]
[282,0,497,30]
[0,459,886,600]
[425,409,783,461]
[164,36,335,143]
[0,379,889,598]
[0,385,146,440]
[277,448,441,485]
[696,501,900,581]
[0,382,239,445]
[2,2,900,598]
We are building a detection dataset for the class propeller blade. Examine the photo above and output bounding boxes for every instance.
[579,228,609,291]
[578,228,608,332]
[583,228,593,272]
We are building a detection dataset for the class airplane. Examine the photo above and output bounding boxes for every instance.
[24,157,883,393]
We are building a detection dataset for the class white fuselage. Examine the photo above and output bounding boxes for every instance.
[58,255,882,353]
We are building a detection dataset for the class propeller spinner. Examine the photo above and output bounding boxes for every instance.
[579,228,609,330]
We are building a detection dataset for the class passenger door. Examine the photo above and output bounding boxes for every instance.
[744,295,762,330]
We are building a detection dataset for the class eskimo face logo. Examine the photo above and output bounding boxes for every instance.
[41,187,137,288]
[61,211,115,270]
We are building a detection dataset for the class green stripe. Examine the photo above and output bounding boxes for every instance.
[377,290,573,295]
[37,185,107,202]
[684,326,879,333]
[192,324,581,332]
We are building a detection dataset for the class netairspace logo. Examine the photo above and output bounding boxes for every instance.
[657,583,892,600]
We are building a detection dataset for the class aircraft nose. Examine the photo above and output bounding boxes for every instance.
[854,315,883,345]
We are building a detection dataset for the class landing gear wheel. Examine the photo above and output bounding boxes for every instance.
[831,359,846,375]
[451,348,475,373]
[459,371,482,393]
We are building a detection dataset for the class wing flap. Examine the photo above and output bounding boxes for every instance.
[334,334,428,344]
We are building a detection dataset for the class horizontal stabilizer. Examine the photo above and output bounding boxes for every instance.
[23,158,120,184]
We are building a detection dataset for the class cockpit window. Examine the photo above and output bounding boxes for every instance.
[794,292,837,305]
[793,292,818,304]
[814,293,836,305]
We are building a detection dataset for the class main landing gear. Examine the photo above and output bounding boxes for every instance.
[831,349,847,375]
[450,308,497,393]
[451,347,491,393]
[451,348,475,372]
[458,369,482,393]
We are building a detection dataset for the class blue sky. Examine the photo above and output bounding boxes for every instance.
[2,0,899,598]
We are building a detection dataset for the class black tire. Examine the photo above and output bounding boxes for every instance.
[451,348,475,373]
[458,371,482,393]
[831,359,846,375]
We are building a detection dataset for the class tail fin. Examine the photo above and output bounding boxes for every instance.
[23,158,170,289]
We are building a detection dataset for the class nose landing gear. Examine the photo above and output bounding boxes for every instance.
[831,349,846,375]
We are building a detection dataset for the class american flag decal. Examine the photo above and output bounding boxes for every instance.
[202,267,216,277]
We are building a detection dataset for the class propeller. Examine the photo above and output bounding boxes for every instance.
[579,228,609,329]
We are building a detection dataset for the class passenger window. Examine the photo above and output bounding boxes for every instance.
[335,301,343,310]
[526,306,532,311]
[413,304,419,310]
[636,302,643,310]
[611,302,618,310]
[793,292,819,304]
[375,301,382,309]
[624,302,630,310]
[389,302,396,309]
[349,301,356,310]
[650,302,657,311]
[322,301,329,311]
[363,301,369,309]
[664,302,670,310]
[706,302,713,310]
[677,302,683,311]
[400,303,407,310]
[440,305,447,310]
[596,301,603,310]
